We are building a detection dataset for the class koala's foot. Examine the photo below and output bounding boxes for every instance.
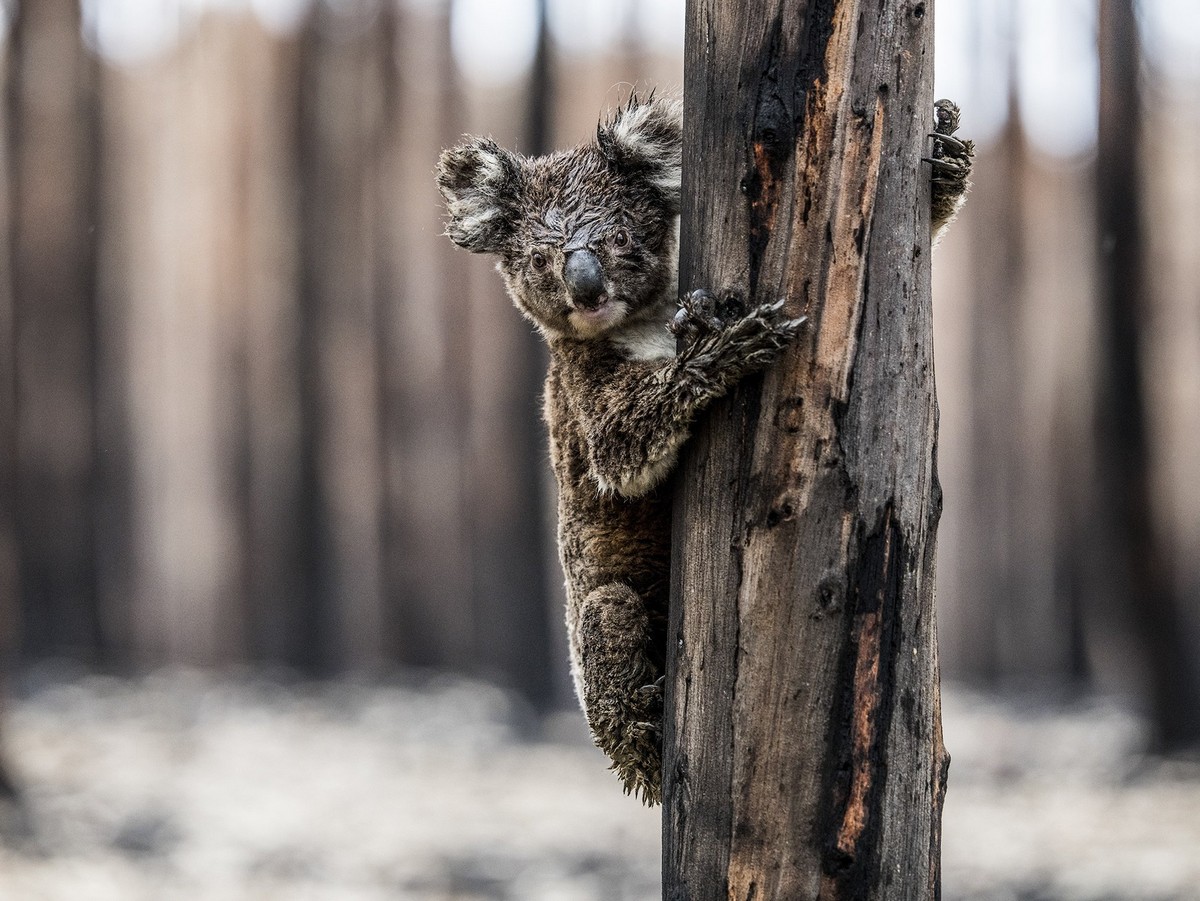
[578,583,664,805]
[926,99,974,236]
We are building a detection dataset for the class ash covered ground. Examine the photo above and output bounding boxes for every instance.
[1,670,1197,901]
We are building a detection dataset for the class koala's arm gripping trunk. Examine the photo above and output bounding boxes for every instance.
[567,309,794,498]
[663,2,947,899]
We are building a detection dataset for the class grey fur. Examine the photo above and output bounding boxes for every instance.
[437,94,971,805]
[929,99,974,243]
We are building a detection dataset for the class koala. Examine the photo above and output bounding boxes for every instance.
[927,99,974,241]
[437,95,972,805]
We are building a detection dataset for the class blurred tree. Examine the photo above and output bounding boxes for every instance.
[1096,0,1200,748]
[224,24,309,669]
[664,0,945,895]
[295,2,394,671]
[463,0,557,706]
[962,82,1028,682]
[382,1,475,675]
[937,2,1092,690]
[524,0,554,155]
[5,0,103,661]
[0,7,25,839]
[99,14,300,665]
[962,63,1087,685]
[380,1,562,704]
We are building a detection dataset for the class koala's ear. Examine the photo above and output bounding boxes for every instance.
[437,137,524,254]
[596,94,683,211]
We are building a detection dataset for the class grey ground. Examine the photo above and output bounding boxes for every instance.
[0,670,1197,901]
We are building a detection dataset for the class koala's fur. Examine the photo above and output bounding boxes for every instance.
[437,95,972,805]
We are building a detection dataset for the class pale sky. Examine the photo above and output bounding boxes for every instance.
[46,0,1200,157]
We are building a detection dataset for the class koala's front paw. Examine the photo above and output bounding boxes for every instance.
[671,288,748,349]
[925,99,974,230]
[676,295,804,396]
[722,298,806,369]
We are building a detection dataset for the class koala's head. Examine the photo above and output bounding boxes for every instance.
[437,95,682,339]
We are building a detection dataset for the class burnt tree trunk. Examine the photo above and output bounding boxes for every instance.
[295,5,392,671]
[0,10,26,835]
[462,0,557,706]
[383,2,473,672]
[1095,0,1200,748]
[6,0,103,660]
[663,1,945,898]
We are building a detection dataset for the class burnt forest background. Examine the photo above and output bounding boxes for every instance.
[2,0,1200,761]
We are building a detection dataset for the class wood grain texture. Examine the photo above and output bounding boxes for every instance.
[663,1,945,898]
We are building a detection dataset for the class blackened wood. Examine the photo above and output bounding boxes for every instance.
[664,1,945,898]
[1096,0,1200,748]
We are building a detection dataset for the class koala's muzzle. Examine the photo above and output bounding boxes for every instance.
[564,249,607,309]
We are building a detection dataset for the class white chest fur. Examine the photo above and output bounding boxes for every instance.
[611,317,676,362]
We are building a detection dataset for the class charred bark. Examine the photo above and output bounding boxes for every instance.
[663,1,945,897]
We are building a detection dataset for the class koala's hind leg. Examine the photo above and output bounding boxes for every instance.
[926,99,974,239]
[578,583,663,804]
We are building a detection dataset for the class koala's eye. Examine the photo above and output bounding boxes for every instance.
[612,228,631,248]
[530,251,548,270]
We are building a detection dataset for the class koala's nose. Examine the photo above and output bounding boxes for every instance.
[563,249,606,308]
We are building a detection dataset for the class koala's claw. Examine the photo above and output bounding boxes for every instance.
[929,99,974,231]
[923,156,964,173]
[720,303,802,365]
[670,289,720,339]
[672,288,750,347]
[750,300,786,322]
[750,302,805,334]
[929,99,971,166]
[674,291,803,382]
[933,98,962,135]
[927,132,967,154]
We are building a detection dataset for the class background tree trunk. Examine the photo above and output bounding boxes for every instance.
[663,1,944,898]
[383,2,475,673]
[462,0,557,706]
[6,0,102,661]
[0,6,26,838]
[1095,0,1200,748]
[295,4,393,672]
